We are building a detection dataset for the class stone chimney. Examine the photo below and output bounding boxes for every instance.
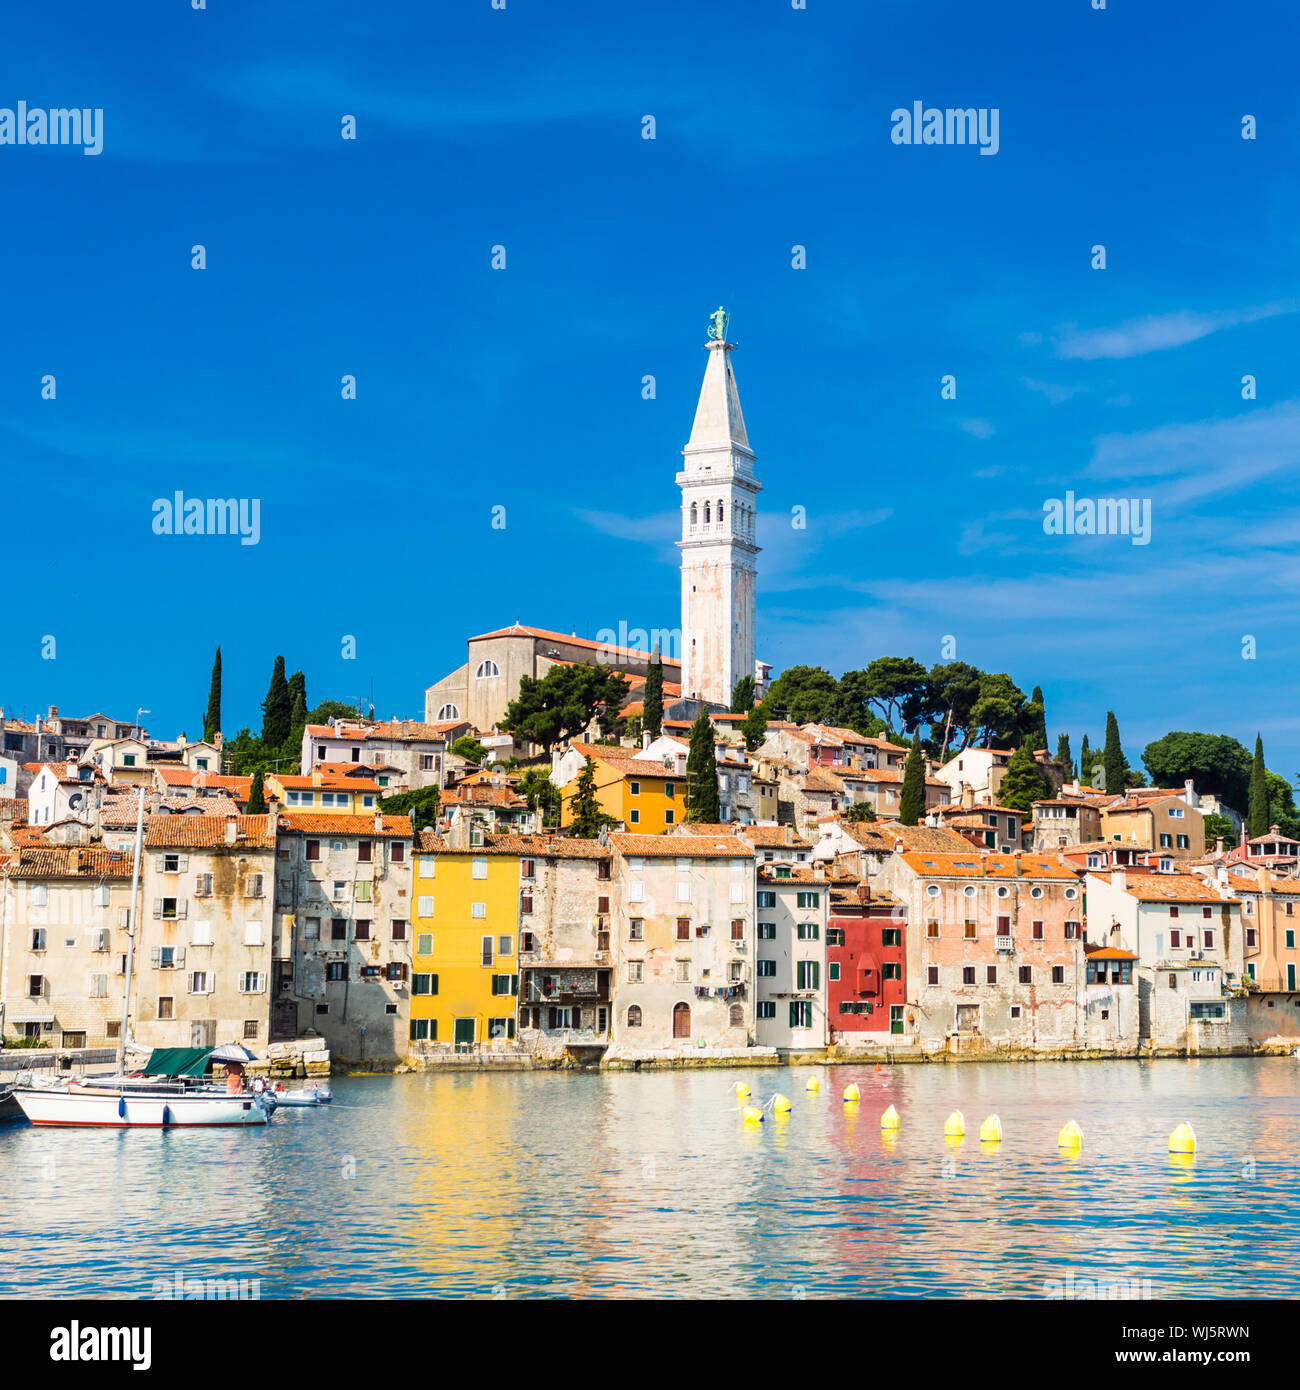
[148,788,162,815]
[1112,868,1127,894]
[961,781,974,811]
[979,851,988,877]
[224,814,238,847]
[1013,851,1023,876]
[642,731,651,750]
[1215,836,1225,855]
[66,759,77,780]
[893,838,904,854]
[1183,777,1196,807]
[813,864,825,881]
[71,847,82,873]
[374,811,383,833]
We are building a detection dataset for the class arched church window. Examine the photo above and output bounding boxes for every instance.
[437,704,460,721]
[703,502,711,524]
[689,502,697,526]
[474,660,500,679]
[717,499,725,525]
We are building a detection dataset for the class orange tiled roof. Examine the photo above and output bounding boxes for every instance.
[610,833,755,858]
[271,773,384,793]
[470,622,683,666]
[898,851,1079,881]
[276,813,413,838]
[4,845,134,878]
[144,814,276,850]
[1119,873,1238,904]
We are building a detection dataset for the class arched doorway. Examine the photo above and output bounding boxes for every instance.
[672,1002,691,1039]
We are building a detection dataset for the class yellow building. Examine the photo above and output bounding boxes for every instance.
[266,766,383,816]
[1100,789,1205,861]
[556,743,682,834]
[409,828,523,1049]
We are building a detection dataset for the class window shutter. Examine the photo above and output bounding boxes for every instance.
[179,899,189,918]
[789,1002,799,1028]
[508,1018,516,1040]
[176,946,186,968]
[511,974,519,996]
[431,974,439,995]
[150,946,161,967]
[206,973,216,995]
[152,899,162,918]
[178,854,189,873]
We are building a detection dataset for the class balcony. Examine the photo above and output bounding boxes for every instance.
[995,935,1015,954]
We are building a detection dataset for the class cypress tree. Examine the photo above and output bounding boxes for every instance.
[568,756,609,837]
[998,740,1051,814]
[1247,734,1269,838]
[246,768,267,815]
[731,674,756,713]
[1055,732,1073,781]
[1101,711,1128,796]
[685,710,721,823]
[1028,686,1048,751]
[261,656,291,748]
[643,651,664,738]
[287,669,307,717]
[1079,734,1092,785]
[203,646,222,744]
[898,741,927,825]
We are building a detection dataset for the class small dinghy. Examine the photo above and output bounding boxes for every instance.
[268,1085,332,1107]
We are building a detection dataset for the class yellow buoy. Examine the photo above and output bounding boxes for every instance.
[805,1076,820,1093]
[880,1103,900,1130]
[1058,1120,1083,1151]
[979,1114,1003,1144]
[742,1105,764,1124]
[1169,1122,1197,1154]
[943,1109,965,1138]
[772,1093,792,1114]
[843,1083,861,1103]
[734,1081,751,1099]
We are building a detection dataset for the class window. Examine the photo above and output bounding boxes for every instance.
[1189,1001,1225,1021]
[480,937,494,967]
[1051,966,1065,984]
[472,857,487,879]
[89,973,108,998]
[796,891,820,909]
[1170,929,1181,948]
[986,966,998,984]
[326,962,349,983]
[412,973,439,995]
[796,923,820,941]
[796,961,819,990]
[1203,929,1214,949]
[731,919,744,940]
[305,839,321,862]
[629,919,644,941]
[926,920,939,938]
[1159,833,1172,848]
[243,922,263,947]
[827,928,844,947]
[626,1004,642,1027]
[962,967,976,985]
[829,962,841,981]
[304,917,320,940]
[1169,905,1180,918]
[757,890,776,909]
[757,1000,775,1020]
[926,965,940,985]
[1032,920,1044,940]
[1176,834,1189,850]
[30,928,46,952]
[391,920,407,941]
[882,963,901,980]
[629,809,640,825]
[789,1001,813,1029]
[755,921,775,940]
[676,918,691,941]
[675,960,691,982]
[882,928,901,946]
[629,780,640,796]
[353,919,371,941]
[158,996,173,1019]
[1019,966,1032,984]
[437,704,460,721]
[245,873,264,898]
[757,958,776,977]
[357,840,372,863]
[418,896,434,918]
[1287,929,1296,950]
[498,934,513,957]
[490,974,517,995]
[390,842,405,864]
[964,921,977,940]
[1064,921,1079,940]
[627,961,643,983]
[475,659,501,679]
[239,971,265,993]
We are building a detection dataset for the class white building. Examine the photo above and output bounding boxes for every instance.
[677,308,761,708]
[753,864,829,1049]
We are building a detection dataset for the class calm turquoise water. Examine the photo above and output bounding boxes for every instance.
[3,1059,1298,1299]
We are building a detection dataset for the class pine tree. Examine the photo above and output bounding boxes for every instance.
[1028,686,1048,751]
[998,740,1051,813]
[203,647,222,744]
[1055,732,1073,781]
[1247,734,1269,838]
[568,756,611,837]
[643,652,664,738]
[685,710,721,823]
[1101,712,1129,796]
[898,741,927,825]
[246,768,267,815]
[731,674,756,713]
[261,656,291,748]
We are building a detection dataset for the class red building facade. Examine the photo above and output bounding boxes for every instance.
[827,883,908,1038]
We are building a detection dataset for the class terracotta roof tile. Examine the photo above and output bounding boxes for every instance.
[277,813,413,838]
[610,833,755,859]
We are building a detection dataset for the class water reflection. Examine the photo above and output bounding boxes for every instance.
[1,1059,1298,1298]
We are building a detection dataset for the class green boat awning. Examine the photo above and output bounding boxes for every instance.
[142,1047,214,1077]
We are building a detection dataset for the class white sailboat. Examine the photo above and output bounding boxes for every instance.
[12,790,269,1129]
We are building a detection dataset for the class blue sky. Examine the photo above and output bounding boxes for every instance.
[3,0,1300,780]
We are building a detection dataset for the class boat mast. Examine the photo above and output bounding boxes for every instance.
[116,787,146,1072]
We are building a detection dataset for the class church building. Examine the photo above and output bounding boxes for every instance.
[423,308,764,733]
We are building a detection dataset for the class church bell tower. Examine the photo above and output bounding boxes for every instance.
[677,307,761,707]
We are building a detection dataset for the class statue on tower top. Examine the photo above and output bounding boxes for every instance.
[707,305,729,343]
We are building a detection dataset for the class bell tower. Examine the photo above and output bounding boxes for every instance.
[677,307,761,706]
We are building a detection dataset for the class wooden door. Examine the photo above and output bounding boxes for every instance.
[672,1002,691,1039]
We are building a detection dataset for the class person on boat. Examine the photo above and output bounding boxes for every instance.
[225,1063,245,1095]
[274,1082,286,1094]
[251,1074,266,1097]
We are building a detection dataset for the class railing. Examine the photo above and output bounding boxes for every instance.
[995,935,1015,953]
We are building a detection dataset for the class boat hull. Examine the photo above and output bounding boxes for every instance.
[13,1086,268,1127]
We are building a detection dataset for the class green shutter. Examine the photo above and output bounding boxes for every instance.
[511,974,519,995]
[431,973,439,995]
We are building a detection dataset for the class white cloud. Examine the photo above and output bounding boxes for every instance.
[959,418,996,439]
[1055,301,1299,360]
